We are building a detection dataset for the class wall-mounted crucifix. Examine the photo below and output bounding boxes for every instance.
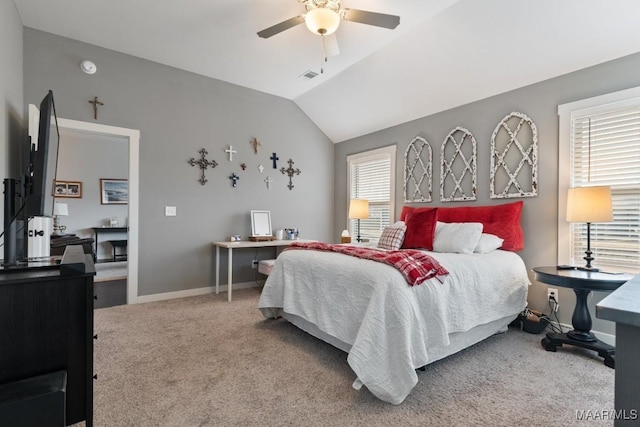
[265,176,273,189]
[88,96,104,120]
[250,137,261,154]
[225,145,237,161]
[270,152,279,169]
[188,148,218,185]
[229,172,240,187]
[280,158,302,190]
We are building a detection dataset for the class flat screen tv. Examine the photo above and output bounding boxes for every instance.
[25,90,60,218]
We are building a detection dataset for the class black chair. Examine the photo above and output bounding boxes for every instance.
[108,240,127,261]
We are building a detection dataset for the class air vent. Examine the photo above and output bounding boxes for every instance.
[299,70,319,80]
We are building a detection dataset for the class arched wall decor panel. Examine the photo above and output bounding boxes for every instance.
[440,126,477,202]
[403,136,433,203]
[490,112,538,199]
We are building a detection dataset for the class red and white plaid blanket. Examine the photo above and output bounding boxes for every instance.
[284,242,449,286]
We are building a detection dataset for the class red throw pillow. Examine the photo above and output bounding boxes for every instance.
[436,201,524,251]
[401,207,438,250]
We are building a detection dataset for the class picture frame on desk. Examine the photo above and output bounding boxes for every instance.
[53,180,82,198]
[100,178,128,205]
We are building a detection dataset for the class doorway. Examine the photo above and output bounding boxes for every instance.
[56,118,140,304]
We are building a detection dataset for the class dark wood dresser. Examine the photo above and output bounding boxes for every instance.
[0,248,95,426]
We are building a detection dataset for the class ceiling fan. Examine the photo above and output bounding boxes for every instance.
[257,0,400,39]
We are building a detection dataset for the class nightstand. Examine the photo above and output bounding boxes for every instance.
[533,266,634,368]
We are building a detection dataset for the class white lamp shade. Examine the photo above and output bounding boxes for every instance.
[305,8,340,35]
[54,202,69,216]
[566,186,613,223]
[348,199,369,219]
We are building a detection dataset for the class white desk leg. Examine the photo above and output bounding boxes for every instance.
[227,247,233,302]
[215,245,220,294]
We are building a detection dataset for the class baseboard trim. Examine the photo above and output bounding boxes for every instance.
[133,281,262,304]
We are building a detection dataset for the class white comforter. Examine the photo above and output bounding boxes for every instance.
[258,249,529,404]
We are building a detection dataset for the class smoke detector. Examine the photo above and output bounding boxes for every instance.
[80,60,97,75]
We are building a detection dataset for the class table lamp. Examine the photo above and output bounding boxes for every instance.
[566,186,613,271]
[348,199,369,243]
[53,202,69,235]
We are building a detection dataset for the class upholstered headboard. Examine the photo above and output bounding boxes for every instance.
[400,201,524,251]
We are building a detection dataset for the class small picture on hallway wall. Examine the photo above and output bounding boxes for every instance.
[100,179,128,205]
[53,180,83,198]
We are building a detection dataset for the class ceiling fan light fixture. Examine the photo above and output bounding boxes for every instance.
[305,8,340,35]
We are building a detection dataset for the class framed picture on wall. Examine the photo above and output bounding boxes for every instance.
[100,178,128,205]
[52,180,83,198]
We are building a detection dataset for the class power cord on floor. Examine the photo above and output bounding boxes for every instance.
[513,296,564,334]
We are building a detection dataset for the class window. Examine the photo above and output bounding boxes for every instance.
[347,145,396,242]
[558,87,640,272]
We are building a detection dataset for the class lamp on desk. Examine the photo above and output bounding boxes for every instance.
[52,202,68,236]
[348,199,369,243]
[566,186,613,271]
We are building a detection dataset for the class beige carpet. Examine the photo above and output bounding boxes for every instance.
[93,288,614,426]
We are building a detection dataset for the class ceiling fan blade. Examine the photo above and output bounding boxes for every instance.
[341,9,400,30]
[325,34,340,57]
[257,16,305,39]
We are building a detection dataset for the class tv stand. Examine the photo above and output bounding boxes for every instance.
[0,247,95,425]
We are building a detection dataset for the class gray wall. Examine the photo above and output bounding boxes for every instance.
[334,52,640,338]
[23,28,334,296]
[0,0,23,244]
[56,129,128,260]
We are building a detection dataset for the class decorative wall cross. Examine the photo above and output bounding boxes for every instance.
[270,152,279,169]
[88,96,104,120]
[229,172,240,187]
[280,159,302,190]
[240,163,247,171]
[250,137,261,154]
[188,148,218,185]
[265,176,273,189]
[258,164,264,173]
[225,145,237,161]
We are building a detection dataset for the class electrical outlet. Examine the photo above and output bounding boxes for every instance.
[547,288,558,305]
[252,259,259,269]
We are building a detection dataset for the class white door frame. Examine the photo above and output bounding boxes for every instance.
[57,118,140,304]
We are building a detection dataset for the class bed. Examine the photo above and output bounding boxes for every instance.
[258,201,530,404]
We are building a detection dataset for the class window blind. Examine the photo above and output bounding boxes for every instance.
[570,107,640,270]
[348,148,394,241]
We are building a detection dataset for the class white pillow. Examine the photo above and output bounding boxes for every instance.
[433,221,483,254]
[474,233,504,253]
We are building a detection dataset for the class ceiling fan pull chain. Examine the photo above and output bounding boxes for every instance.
[322,34,328,62]
[320,35,326,73]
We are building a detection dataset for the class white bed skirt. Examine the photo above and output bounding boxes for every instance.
[283,311,515,368]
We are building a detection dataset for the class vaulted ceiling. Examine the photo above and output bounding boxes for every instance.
[12,0,640,142]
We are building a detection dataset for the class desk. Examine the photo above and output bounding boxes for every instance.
[596,274,640,419]
[213,239,316,301]
[91,227,128,262]
[533,266,634,368]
